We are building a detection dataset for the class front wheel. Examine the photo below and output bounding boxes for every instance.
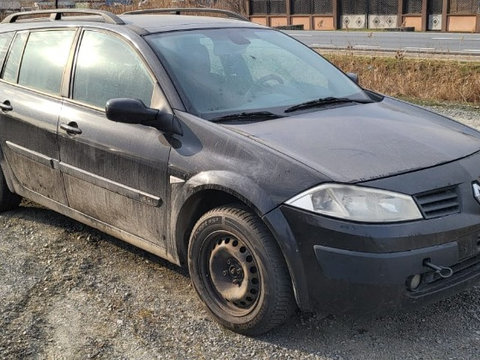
[188,205,295,335]
[0,167,20,212]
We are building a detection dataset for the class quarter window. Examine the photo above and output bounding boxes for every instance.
[18,30,76,95]
[0,32,14,71]
[2,32,28,83]
[73,31,154,109]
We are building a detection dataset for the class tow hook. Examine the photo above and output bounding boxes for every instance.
[423,260,454,279]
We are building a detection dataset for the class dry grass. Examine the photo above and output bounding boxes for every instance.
[325,53,480,105]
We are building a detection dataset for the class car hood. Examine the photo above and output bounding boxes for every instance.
[224,98,480,183]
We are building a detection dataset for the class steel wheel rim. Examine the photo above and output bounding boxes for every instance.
[201,231,261,316]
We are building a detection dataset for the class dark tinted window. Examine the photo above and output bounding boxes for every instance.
[73,31,154,109]
[18,31,75,95]
[2,32,28,83]
[404,0,422,13]
[0,32,14,70]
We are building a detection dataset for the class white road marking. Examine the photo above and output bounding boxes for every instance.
[432,37,462,40]
[353,45,380,49]
[433,37,480,41]
[310,43,336,47]
[464,49,480,52]
[403,47,435,51]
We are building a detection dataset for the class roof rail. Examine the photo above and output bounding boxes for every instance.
[122,8,249,22]
[2,9,125,25]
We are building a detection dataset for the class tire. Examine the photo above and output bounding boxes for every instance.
[188,205,296,335]
[0,167,20,212]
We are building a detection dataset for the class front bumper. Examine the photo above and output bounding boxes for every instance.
[277,204,480,313]
[314,241,480,310]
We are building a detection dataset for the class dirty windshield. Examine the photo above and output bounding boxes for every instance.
[147,28,369,119]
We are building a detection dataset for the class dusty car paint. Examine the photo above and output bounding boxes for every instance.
[0,11,479,321]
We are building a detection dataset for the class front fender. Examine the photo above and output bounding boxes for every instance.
[185,170,276,215]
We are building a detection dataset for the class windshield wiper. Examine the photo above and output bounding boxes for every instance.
[284,97,372,113]
[210,111,284,123]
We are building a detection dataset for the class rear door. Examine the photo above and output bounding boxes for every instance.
[58,29,171,247]
[0,29,77,204]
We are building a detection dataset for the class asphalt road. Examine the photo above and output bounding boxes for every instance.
[287,30,480,55]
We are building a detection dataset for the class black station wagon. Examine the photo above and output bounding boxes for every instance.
[1,8,480,335]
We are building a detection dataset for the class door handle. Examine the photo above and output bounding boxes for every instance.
[0,101,13,112]
[60,122,82,135]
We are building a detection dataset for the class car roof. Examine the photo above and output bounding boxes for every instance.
[0,12,266,35]
[120,14,264,33]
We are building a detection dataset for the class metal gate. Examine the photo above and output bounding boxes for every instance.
[368,0,399,29]
[339,0,367,28]
[428,0,443,30]
[339,0,398,29]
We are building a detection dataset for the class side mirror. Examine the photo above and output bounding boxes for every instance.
[346,72,359,84]
[105,98,182,136]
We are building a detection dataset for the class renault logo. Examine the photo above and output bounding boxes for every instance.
[473,183,480,203]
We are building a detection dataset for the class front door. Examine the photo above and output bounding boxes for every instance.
[58,30,171,247]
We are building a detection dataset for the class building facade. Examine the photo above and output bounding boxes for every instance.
[248,0,480,32]
[0,1,22,12]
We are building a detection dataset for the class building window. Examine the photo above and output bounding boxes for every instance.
[250,0,287,15]
[369,0,399,14]
[428,0,443,13]
[292,0,333,14]
[448,0,479,14]
[339,0,367,15]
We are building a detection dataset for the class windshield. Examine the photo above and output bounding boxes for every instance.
[147,28,369,119]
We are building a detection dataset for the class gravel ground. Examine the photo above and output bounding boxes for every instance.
[1,105,480,360]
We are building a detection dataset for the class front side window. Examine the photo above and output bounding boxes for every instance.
[2,32,28,83]
[18,30,76,95]
[73,31,154,109]
[147,28,369,119]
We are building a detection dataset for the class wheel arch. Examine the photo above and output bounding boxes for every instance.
[173,171,277,266]
[174,187,265,268]
[172,171,312,311]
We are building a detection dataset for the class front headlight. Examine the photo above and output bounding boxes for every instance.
[285,184,423,223]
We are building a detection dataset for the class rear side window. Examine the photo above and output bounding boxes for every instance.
[0,32,14,70]
[2,32,28,83]
[18,30,75,95]
[73,31,154,109]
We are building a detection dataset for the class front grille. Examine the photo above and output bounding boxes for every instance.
[414,186,460,219]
